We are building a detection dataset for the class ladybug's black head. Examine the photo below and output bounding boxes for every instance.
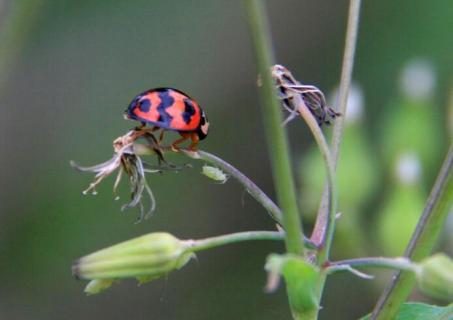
[124,95,142,121]
[196,109,209,140]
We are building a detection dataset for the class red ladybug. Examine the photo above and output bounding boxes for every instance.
[124,87,209,151]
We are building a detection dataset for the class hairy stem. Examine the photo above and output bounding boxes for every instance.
[372,144,453,320]
[244,0,305,256]
[311,0,362,252]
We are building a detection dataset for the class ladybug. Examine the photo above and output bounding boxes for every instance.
[124,87,209,151]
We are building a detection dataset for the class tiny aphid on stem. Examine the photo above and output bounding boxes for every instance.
[201,165,229,184]
[271,64,340,126]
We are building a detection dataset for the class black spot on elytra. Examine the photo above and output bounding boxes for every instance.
[139,98,151,112]
[156,90,174,124]
[182,98,196,124]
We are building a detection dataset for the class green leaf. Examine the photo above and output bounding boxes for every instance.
[360,302,453,320]
[265,254,320,316]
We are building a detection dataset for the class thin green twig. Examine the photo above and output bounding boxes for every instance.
[296,102,336,259]
[244,0,305,256]
[310,1,362,319]
[186,150,283,225]
[186,231,285,252]
[311,0,362,254]
[134,144,319,250]
[134,144,283,224]
[372,144,453,320]
[326,257,417,274]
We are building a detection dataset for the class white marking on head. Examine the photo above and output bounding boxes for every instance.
[201,121,209,135]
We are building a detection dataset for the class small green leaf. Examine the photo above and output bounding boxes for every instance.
[84,279,114,295]
[265,254,320,316]
[360,302,453,320]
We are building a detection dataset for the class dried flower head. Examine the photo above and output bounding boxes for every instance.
[71,129,185,222]
[271,64,340,126]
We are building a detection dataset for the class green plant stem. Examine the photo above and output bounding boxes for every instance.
[244,0,304,257]
[372,144,453,320]
[296,102,336,259]
[310,1,362,319]
[311,0,362,255]
[134,144,319,250]
[186,231,285,252]
[185,150,283,225]
[326,257,417,274]
[135,144,283,223]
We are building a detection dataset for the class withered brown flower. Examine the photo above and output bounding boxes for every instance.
[71,130,185,222]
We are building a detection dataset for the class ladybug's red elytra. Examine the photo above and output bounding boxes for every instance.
[124,87,209,151]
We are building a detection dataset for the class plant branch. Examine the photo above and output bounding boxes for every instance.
[311,0,362,253]
[134,144,319,250]
[186,231,285,252]
[244,0,305,256]
[326,257,417,275]
[310,2,362,319]
[372,143,453,320]
[186,150,284,225]
[134,144,283,224]
[297,103,336,261]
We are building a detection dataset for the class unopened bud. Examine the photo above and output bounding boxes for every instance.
[73,232,194,293]
[416,253,453,301]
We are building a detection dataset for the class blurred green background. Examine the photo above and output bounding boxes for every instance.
[0,1,451,319]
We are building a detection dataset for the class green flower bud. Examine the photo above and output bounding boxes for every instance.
[416,254,453,301]
[72,233,194,290]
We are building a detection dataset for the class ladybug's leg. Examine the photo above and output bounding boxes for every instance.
[158,130,165,143]
[188,133,200,151]
[142,132,166,164]
[144,126,160,133]
[135,122,147,130]
[171,132,190,152]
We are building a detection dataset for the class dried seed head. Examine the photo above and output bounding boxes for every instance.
[71,129,185,222]
[271,64,340,126]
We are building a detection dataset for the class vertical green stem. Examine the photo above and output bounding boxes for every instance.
[311,1,362,319]
[371,144,453,319]
[311,0,362,260]
[244,0,304,257]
